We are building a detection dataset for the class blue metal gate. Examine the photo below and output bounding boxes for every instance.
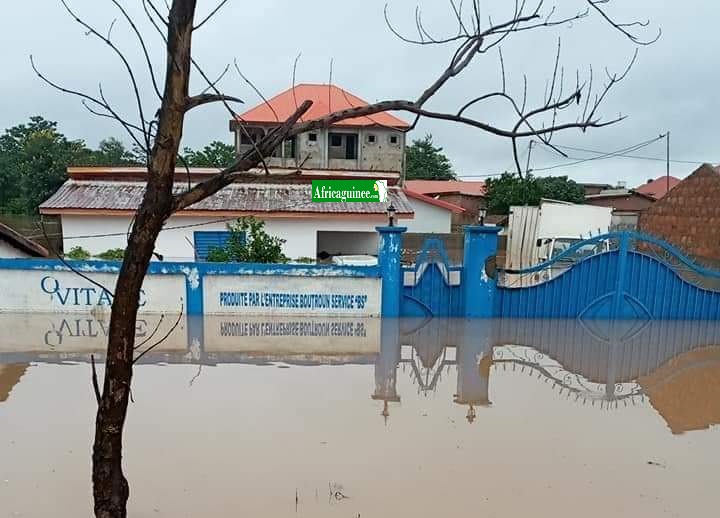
[495,231,720,320]
[401,238,463,318]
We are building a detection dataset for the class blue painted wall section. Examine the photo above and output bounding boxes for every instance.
[376,226,407,317]
[462,225,500,318]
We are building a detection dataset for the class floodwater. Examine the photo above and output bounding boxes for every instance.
[1,315,720,517]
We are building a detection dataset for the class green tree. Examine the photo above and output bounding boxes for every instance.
[484,173,585,214]
[405,134,455,180]
[88,138,142,166]
[181,140,236,167]
[0,116,92,214]
[207,217,287,263]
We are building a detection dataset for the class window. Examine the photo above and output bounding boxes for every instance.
[194,231,229,261]
[328,133,358,160]
[239,127,264,146]
[271,136,296,159]
[283,136,296,159]
[389,134,399,145]
[308,132,318,142]
[367,134,376,144]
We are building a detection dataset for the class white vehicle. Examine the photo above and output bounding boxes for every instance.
[505,201,612,284]
[331,255,378,266]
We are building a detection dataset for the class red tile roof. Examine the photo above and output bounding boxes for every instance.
[403,189,465,213]
[635,175,682,199]
[236,84,409,129]
[405,180,486,197]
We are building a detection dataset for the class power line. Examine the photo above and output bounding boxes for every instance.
[551,143,716,165]
[459,135,717,178]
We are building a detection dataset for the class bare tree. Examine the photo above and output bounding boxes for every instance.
[31,0,657,516]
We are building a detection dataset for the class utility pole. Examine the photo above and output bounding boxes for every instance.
[666,131,670,194]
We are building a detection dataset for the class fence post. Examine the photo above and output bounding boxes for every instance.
[376,225,407,317]
[462,225,501,318]
[611,232,630,320]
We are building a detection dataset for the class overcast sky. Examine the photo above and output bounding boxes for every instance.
[1,0,717,186]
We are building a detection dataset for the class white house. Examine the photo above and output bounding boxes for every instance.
[39,84,464,261]
[0,222,49,259]
[40,168,462,261]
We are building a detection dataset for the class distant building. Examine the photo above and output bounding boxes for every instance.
[584,188,656,229]
[232,84,409,172]
[635,175,682,199]
[405,180,486,228]
[639,164,720,262]
[40,84,468,261]
[578,182,613,196]
[40,167,463,261]
[0,222,49,258]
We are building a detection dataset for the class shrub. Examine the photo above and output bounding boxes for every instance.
[95,248,125,261]
[65,246,91,260]
[206,217,288,263]
[294,256,315,264]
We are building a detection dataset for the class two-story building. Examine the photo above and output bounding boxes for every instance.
[232,84,408,172]
[40,84,463,261]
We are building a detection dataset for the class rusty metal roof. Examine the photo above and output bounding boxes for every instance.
[40,180,414,216]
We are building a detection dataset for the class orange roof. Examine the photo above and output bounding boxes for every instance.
[236,84,409,129]
[405,180,486,197]
[635,175,682,199]
[403,189,465,213]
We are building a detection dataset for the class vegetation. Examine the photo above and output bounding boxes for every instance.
[484,173,586,214]
[405,134,455,180]
[0,116,234,215]
[207,217,287,263]
[95,248,126,261]
[181,141,236,167]
[293,256,315,264]
[65,246,91,260]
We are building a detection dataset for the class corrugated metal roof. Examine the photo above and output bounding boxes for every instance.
[236,84,410,129]
[40,180,414,215]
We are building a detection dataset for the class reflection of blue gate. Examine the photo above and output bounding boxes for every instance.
[495,231,720,320]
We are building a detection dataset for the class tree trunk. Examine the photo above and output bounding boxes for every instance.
[91,2,196,516]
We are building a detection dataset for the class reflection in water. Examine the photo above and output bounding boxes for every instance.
[1,314,720,517]
[2,314,720,434]
[0,364,28,402]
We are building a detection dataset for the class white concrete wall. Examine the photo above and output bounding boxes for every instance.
[0,269,185,314]
[204,275,381,316]
[0,240,30,258]
[403,197,453,233]
[61,214,390,261]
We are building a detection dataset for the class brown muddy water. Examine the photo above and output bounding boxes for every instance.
[1,315,719,517]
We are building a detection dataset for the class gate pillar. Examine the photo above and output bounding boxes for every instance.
[376,225,407,317]
[463,225,501,318]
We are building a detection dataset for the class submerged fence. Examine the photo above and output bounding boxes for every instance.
[2,225,720,320]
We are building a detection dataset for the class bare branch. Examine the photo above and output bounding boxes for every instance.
[91,354,101,406]
[59,0,150,148]
[587,0,661,45]
[193,0,229,31]
[185,93,243,112]
[109,0,163,100]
